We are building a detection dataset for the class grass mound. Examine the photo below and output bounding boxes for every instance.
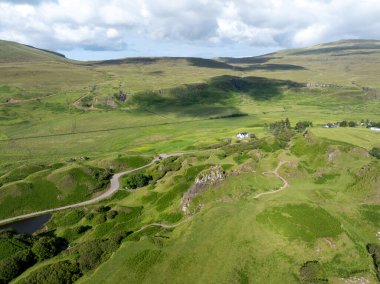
[257,204,343,242]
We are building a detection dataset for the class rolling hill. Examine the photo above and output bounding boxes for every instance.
[0,39,379,283]
[0,40,67,63]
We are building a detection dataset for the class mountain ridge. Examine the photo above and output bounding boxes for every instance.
[1,38,380,65]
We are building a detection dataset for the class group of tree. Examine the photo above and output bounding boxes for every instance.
[146,156,183,182]
[267,118,295,148]
[124,172,153,189]
[0,228,130,284]
[338,120,357,127]
[268,118,291,135]
[295,121,313,132]
[361,119,380,128]
[0,232,67,284]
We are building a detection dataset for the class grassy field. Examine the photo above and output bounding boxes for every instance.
[0,39,380,283]
[73,135,379,283]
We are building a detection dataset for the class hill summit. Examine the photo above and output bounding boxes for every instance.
[0,40,66,63]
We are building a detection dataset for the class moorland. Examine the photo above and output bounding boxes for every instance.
[0,39,379,283]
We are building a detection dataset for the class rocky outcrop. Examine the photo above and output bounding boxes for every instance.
[181,165,225,215]
[327,148,340,163]
[195,165,225,186]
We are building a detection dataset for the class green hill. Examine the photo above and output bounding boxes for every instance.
[0,40,67,63]
[0,39,380,283]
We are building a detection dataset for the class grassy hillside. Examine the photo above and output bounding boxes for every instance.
[0,39,379,283]
[7,134,379,284]
[0,40,67,63]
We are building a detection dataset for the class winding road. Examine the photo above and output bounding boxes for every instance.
[0,154,288,226]
[0,152,187,226]
[254,161,289,199]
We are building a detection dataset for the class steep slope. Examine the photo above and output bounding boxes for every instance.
[0,40,67,63]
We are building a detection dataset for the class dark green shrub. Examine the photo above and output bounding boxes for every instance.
[299,261,328,283]
[295,121,313,132]
[147,157,183,182]
[85,212,95,221]
[31,236,67,261]
[76,236,125,272]
[107,210,118,219]
[369,147,380,159]
[339,120,348,127]
[77,241,104,272]
[96,205,111,213]
[367,243,380,280]
[62,226,92,242]
[124,173,152,189]
[94,214,107,224]
[19,260,81,284]
[0,250,35,284]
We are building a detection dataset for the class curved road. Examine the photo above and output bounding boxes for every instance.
[0,152,187,226]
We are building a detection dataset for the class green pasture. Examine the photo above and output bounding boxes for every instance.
[1,39,380,283]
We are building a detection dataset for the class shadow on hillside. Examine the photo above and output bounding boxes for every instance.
[220,56,277,64]
[243,64,306,71]
[290,44,380,56]
[331,51,378,57]
[94,57,160,65]
[186,58,236,69]
[128,75,303,117]
[187,58,306,72]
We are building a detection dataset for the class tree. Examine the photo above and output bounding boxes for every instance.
[295,121,313,132]
[339,120,348,127]
[124,173,152,189]
[348,121,356,127]
[31,237,66,261]
[77,241,103,272]
[0,250,35,284]
[268,118,295,148]
[19,261,81,284]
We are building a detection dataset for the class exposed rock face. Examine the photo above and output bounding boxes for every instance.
[195,165,225,186]
[327,148,340,163]
[181,165,225,215]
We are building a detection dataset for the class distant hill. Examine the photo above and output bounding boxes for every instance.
[0,40,66,63]
[285,39,380,56]
[220,39,380,62]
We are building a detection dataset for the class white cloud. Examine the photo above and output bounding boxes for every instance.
[0,0,379,57]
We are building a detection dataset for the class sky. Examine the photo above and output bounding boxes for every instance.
[0,0,380,60]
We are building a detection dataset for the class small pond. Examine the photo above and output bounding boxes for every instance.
[0,214,52,234]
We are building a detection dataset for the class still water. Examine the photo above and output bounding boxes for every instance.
[0,214,52,234]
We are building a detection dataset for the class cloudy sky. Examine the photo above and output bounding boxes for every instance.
[0,0,379,60]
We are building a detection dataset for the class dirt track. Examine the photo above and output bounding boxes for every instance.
[254,161,289,199]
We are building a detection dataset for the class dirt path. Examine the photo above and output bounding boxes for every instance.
[133,217,193,234]
[0,152,188,226]
[254,161,289,199]
[0,93,59,105]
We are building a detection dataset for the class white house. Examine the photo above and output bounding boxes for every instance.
[236,132,250,139]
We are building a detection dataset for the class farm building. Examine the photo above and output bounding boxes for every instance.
[236,132,250,139]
